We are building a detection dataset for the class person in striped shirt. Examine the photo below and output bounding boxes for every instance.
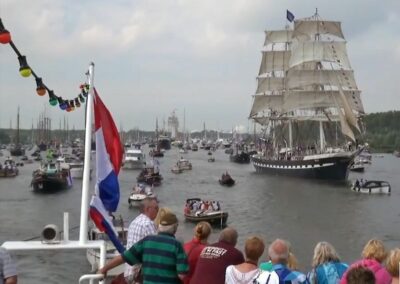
[99,211,189,283]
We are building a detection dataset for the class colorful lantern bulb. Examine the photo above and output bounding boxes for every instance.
[74,98,81,108]
[35,77,46,96]
[18,55,31,77]
[78,94,85,103]
[0,19,11,44]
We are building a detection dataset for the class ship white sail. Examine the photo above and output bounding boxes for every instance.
[250,10,364,157]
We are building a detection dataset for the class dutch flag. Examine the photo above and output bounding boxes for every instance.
[89,88,125,253]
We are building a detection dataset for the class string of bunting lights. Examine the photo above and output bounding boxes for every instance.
[0,17,88,112]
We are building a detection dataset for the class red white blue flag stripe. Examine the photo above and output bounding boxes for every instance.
[89,88,125,253]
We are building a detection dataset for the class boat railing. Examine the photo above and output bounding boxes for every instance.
[79,273,104,283]
[1,212,107,284]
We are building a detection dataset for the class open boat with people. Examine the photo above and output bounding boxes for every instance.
[184,198,228,226]
[0,157,19,177]
[128,183,156,207]
[351,180,391,194]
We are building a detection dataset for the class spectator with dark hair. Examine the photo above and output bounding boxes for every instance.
[346,266,376,284]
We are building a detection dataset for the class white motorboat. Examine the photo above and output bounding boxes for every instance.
[351,180,391,194]
[86,223,128,277]
[123,149,146,170]
[128,183,156,207]
[177,158,192,170]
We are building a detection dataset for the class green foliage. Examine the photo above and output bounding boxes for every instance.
[363,111,400,152]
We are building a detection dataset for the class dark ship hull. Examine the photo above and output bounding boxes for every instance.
[230,152,251,164]
[252,153,355,181]
[10,146,25,156]
[158,137,171,150]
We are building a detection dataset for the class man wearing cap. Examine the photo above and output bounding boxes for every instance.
[99,211,189,283]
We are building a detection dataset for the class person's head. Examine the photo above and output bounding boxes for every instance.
[158,211,179,235]
[312,241,341,268]
[346,266,376,284]
[140,197,159,221]
[218,227,238,246]
[244,236,265,263]
[193,222,212,243]
[361,239,387,263]
[154,207,173,227]
[386,248,400,278]
[268,239,289,265]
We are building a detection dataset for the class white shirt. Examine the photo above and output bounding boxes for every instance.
[225,265,279,284]
[124,213,157,278]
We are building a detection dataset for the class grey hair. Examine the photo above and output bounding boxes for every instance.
[158,223,178,235]
[140,196,158,213]
[268,239,289,265]
[312,241,340,267]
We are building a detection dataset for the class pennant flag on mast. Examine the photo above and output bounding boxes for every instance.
[89,88,125,253]
[286,10,295,22]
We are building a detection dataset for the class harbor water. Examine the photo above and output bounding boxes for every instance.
[0,147,399,283]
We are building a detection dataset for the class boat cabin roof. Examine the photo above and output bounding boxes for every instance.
[126,149,143,154]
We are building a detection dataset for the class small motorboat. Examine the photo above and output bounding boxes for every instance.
[128,183,156,207]
[219,172,235,187]
[0,158,19,178]
[137,166,163,186]
[184,198,228,226]
[31,162,72,192]
[171,165,183,174]
[349,161,365,172]
[176,158,192,171]
[351,180,391,194]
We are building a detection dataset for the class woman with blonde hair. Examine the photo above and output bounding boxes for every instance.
[340,239,391,284]
[386,248,400,284]
[307,241,348,284]
[183,221,212,284]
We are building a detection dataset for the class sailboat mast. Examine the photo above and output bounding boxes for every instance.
[288,120,293,149]
[319,121,325,152]
[16,106,20,144]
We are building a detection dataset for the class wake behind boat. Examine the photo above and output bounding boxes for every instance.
[249,11,365,181]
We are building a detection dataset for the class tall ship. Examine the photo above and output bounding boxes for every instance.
[249,10,364,180]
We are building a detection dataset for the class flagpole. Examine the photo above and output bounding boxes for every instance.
[79,62,95,244]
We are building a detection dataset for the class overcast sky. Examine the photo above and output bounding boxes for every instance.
[0,0,399,131]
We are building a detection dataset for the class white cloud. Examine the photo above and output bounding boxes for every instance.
[0,0,399,131]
